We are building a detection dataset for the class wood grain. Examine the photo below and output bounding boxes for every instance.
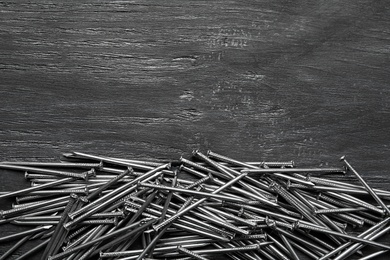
[1,0,389,259]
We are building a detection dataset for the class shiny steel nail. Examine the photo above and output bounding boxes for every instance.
[341,155,390,215]
[69,166,157,223]
[193,150,236,178]
[53,197,86,256]
[334,224,390,260]
[69,224,111,260]
[296,228,336,251]
[14,238,50,260]
[242,167,346,175]
[288,239,319,259]
[0,225,51,242]
[178,246,209,260]
[265,242,290,260]
[270,182,323,226]
[0,176,77,200]
[12,195,69,209]
[308,175,390,197]
[290,189,346,236]
[294,220,390,250]
[0,205,66,225]
[0,234,32,260]
[157,170,178,225]
[310,195,366,228]
[99,243,209,258]
[1,197,69,219]
[225,202,312,227]
[302,185,390,197]
[42,193,78,259]
[49,218,157,260]
[180,157,229,180]
[3,161,102,168]
[0,164,90,179]
[211,178,278,208]
[152,171,248,232]
[191,210,249,235]
[27,187,88,195]
[315,207,369,214]
[271,173,315,186]
[156,237,215,247]
[65,164,167,228]
[279,232,300,260]
[266,233,290,256]
[204,206,257,227]
[326,191,385,216]
[276,227,327,256]
[92,154,165,167]
[356,249,388,260]
[126,197,235,240]
[71,151,155,171]
[241,212,294,230]
[207,150,260,169]
[127,190,158,225]
[63,227,96,251]
[87,167,131,201]
[138,182,245,203]
[185,173,213,189]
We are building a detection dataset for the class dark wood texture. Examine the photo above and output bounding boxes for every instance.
[1,0,389,259]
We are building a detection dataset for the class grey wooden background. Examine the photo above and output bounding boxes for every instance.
[0,0,389,259]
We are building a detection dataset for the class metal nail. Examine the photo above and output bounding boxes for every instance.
[157,170,178,226]
[180,157,228,180]
[138,182,245,203]
[0,176,78,200]
[3,161,102,168]
[333,223,390,260]
[208,174,278,207]
[0,234,32,260]
[279,232,300,260]
[191,210,250,235]
[87,167,131,201]
[315,207,369,214]
[71,151,155,171]
[193,150,236,179]
[341,156,390,215]
[99,243,210,258]
[270,182,324,227]
[185,173,213,189]
[294,220,390,250]
[178,246,209,260]
[65,164,167,229]
[14,238,50,260]
[242,167,346,175]
[325,191,385,216]
[152,171,248,232]
[207,150,260,169]
[308,175,390,197]
[49,218,157,260]
[1,196,72,219]
[288,239,319,259]
[356,249,388,260]
[41,193,78,259]
[276,226,328,256]
[0,225,52,243]
[266,233,291,257]
[127,196,235,240]
[0,164,90,180]
[204,205,257,228]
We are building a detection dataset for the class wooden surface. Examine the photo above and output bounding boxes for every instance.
[0,0,389,259]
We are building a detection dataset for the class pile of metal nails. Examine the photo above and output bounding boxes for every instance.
[0,150,389,259]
